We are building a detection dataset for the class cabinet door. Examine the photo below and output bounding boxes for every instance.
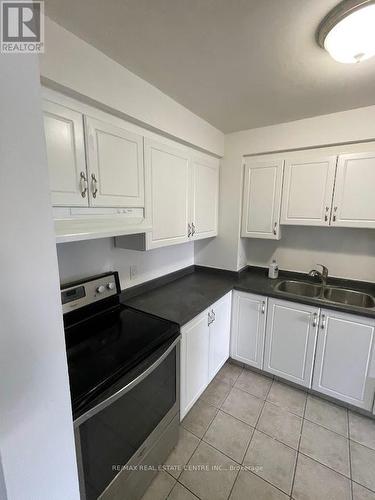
[331,152,375,228]
[191,155,219,240]
[241,159,283,239]
[145,139,190,249]
[264,298,319,387]
[281,157,337,226]
[312,310,375,410]
[180,310,210,419]
[85,116,144,207]
[231,291,267,369]
[43,100,87,207]
[208,292,232,380]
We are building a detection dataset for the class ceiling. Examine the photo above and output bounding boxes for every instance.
[44,0,375,133]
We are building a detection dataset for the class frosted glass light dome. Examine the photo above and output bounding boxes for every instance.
[319,2,375,63]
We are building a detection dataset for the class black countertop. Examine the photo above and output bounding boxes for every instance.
[122,266,375,326]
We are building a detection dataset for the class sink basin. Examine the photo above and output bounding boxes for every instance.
[275,280,322,298]
[274,280,375,309]
[323,287,375,309]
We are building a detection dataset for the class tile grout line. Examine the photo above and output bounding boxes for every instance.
[226,378,274,499]
[230,378,302,499]
[352,480,375,496]
[297,450,351,481]
[171,367,375,500]
[173,479,200,499]
[303,414,351,439]
[223,371,271,500]
[347,409,354,500]
[176,366,245,500]
[289,389,308,498]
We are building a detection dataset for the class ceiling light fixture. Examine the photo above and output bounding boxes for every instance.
[317,0,375,63]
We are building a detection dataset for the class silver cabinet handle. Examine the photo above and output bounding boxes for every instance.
[312,312,318,327]
[188,223,192,238]
[320,314,326,330]
[191,222,196,236]
[208,309,215,325]
[261,301,265,314]
[211,309,215,323]
[332,206,338,222]
[324,206,329,222]
[91,173,98,198]
[273,222,278,235]
[80,171,88,198]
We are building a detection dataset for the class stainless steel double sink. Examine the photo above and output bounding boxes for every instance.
[274,280,375,309]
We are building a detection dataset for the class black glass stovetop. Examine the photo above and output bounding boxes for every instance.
[64,302,179,415]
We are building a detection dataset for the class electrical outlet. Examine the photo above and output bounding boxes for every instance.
[129,265,138,281]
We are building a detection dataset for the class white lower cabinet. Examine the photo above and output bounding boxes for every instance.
[209,292,232,380]
[263,298,319,387]
[312,309,375,410]
[180,292,231,419]
[180,309,210,420]
[181,290,375,417]
[230,291,267,369]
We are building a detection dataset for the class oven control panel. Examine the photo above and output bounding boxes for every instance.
[61,272,119,314]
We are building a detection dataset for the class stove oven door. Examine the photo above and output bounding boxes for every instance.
[74,336,180,500]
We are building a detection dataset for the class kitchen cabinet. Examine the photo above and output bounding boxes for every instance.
[84,116,144,208]
[144,139,191,249]
[190,154,219,240]
[43,89,220,245]
[43,100,87,207]
[231,291,267,369]
[312,309,375,410]
[136,141,219,250]
[280,156,337,226]
[331,152,375,228]
[180,309,210,419]
[208,292,232,379]
[180,293,231,419]
[241,159,283,239]
[263,298,319,387]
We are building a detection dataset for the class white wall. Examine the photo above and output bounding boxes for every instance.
[57,239,194,289]
[244,226,375,282]
[0,56,80,499]
[195,104,375,277]
[40,17,224,157]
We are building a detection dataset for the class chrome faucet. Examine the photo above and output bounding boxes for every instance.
[308,264,329,287]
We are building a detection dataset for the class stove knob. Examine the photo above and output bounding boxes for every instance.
[96,285,105,294]
[107,282,115,290]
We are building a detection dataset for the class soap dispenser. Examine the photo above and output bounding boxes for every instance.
[268,259,279,279]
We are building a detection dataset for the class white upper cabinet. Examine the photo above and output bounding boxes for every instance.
[43,100,87,207]
[313,309,375,410]
[190,155,219,240]
[241,159,284,239]
[231,291,267,369]
[84,116,144,207]
[281,156,337,226]
[145,139,190,249]
[264,298,319,387]
[331,152,375,228]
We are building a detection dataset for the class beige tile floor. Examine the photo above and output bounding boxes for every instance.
[142,361,375,500]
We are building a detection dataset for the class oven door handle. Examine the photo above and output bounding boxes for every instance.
[74,335,181,427]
